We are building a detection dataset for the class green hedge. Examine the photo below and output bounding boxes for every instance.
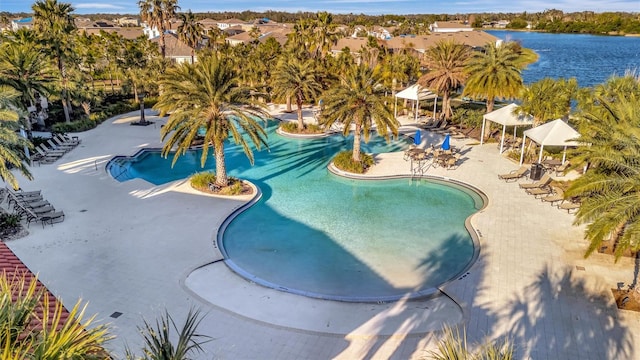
[280,121,323,134]
[332,151,374,174]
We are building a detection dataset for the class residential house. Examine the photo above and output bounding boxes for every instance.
[217,18,247,30]
[117,17,140,27]
[151,33,195,63]
[429,21,473,33]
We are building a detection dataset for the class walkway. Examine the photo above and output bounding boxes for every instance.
[5,110,639,359]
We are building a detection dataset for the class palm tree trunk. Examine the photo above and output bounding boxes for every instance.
[442,91,450,120]
[296,94,304,131]
[352,123,362,162]
[160,31,166,58]
[214,142,228,187]
[286,96,292,112]
[191,49,195,64]
[58,55,71,123]
[483,98,496,139]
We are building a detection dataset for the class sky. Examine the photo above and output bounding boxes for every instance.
[1,0,638,15]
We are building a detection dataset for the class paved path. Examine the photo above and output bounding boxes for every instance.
[5,111,639,359]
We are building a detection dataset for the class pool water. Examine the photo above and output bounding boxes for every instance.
[108,121,482,301]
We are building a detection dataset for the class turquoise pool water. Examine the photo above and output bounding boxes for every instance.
[107,121,483,301]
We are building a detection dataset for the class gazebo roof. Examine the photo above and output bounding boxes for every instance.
[395,84,437,101]
[483,103,534,127]
[524,119,581,147]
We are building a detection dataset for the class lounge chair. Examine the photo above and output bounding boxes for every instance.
[423,119,443,130]
[526,186,553,198]
[555,161,571,176]
[541,187,565,205]
[431,121,450,134]
[558,199,580,213]
[54,134,81,146]
[498,165,529,182]
[519,173,552,189]
[47,139,73,152]
[37,144,65,157]
[23,208,65,228]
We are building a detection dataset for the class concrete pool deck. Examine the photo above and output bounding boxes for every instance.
[5,109,640,359]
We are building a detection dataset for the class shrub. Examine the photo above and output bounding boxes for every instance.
[190,171,248,195]
[280,121,324,134]
[332,151,374,174]
[0,213,21,229]
[190,171,217,191]
[52,119,96,133]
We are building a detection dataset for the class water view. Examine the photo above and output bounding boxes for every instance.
[487,30,640,87]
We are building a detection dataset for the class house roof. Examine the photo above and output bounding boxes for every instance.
[0,242,70,334]
[331,37,370,52]
[218,18,246,24]
[432,21,471,29]
[385,31,498,51]
[152,33,194,57]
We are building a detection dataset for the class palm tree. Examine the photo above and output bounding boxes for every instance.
[418,40,471,120]
[313,11,338,59]
[0,43,54,129]
[0,86,33,189]
[517,77,578,126]
[320,64,399,162]
[567,76,640,292]
[0,272,111,358]
[125,308,210,360]
[178,10,203,64]
[463,41,525,115]
[155,53,269,188]
[271,56,323,131]
[138,0,180,59]
[32,0,76,123]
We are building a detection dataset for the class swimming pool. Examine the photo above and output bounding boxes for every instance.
[107,121,483,302]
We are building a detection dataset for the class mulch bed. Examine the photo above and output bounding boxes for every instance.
[612,289,640,312]
[0,225,29,241]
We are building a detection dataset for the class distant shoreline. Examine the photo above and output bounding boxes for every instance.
[483,28,640,37]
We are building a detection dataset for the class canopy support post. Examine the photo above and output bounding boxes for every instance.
[519,135,527,165]
[499,124,507,154]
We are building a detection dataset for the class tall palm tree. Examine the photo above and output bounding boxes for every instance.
[313,11,338,59]
[0,86,33,189]
[418,40,471,120]
[517,77,578,126]
[0,43,54,128]
[32,0,76,123]
[568,76,640,290]
[463,41,525,115]
[155,53,269,187]
[138,0,180,59]
[271,56,323,131]
[177,10,203,64]
[320,64,399,162]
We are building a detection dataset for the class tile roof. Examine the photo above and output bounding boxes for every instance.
[0,242,70,335]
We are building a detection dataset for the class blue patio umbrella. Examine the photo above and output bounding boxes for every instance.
[441,134,451,150]
[414,130,421,145]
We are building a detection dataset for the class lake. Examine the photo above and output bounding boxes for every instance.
[486,30,640,88]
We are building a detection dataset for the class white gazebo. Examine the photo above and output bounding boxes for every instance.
[519,119,582,165]
[394,84,438,122]
[480,103,534,153]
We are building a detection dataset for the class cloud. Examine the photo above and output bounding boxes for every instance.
[74,3,126,10]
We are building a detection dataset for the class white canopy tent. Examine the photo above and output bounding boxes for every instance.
[519,119,582,165]
[394,84,438,122]
[480,103,534,153]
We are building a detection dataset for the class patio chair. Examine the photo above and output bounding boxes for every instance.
[37,144,65,157]
[498,165,529,182]
[431,121,450,134]
[555,161,571,176]
[526,186,553,198]
[56,133,81,145]
[47,139,73,152]
[53,134,79,148]
[558,199,580,213]
[423,119,443,130]
[519,173,552,189]
[23,208,65,228]
[541,187,565,205]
